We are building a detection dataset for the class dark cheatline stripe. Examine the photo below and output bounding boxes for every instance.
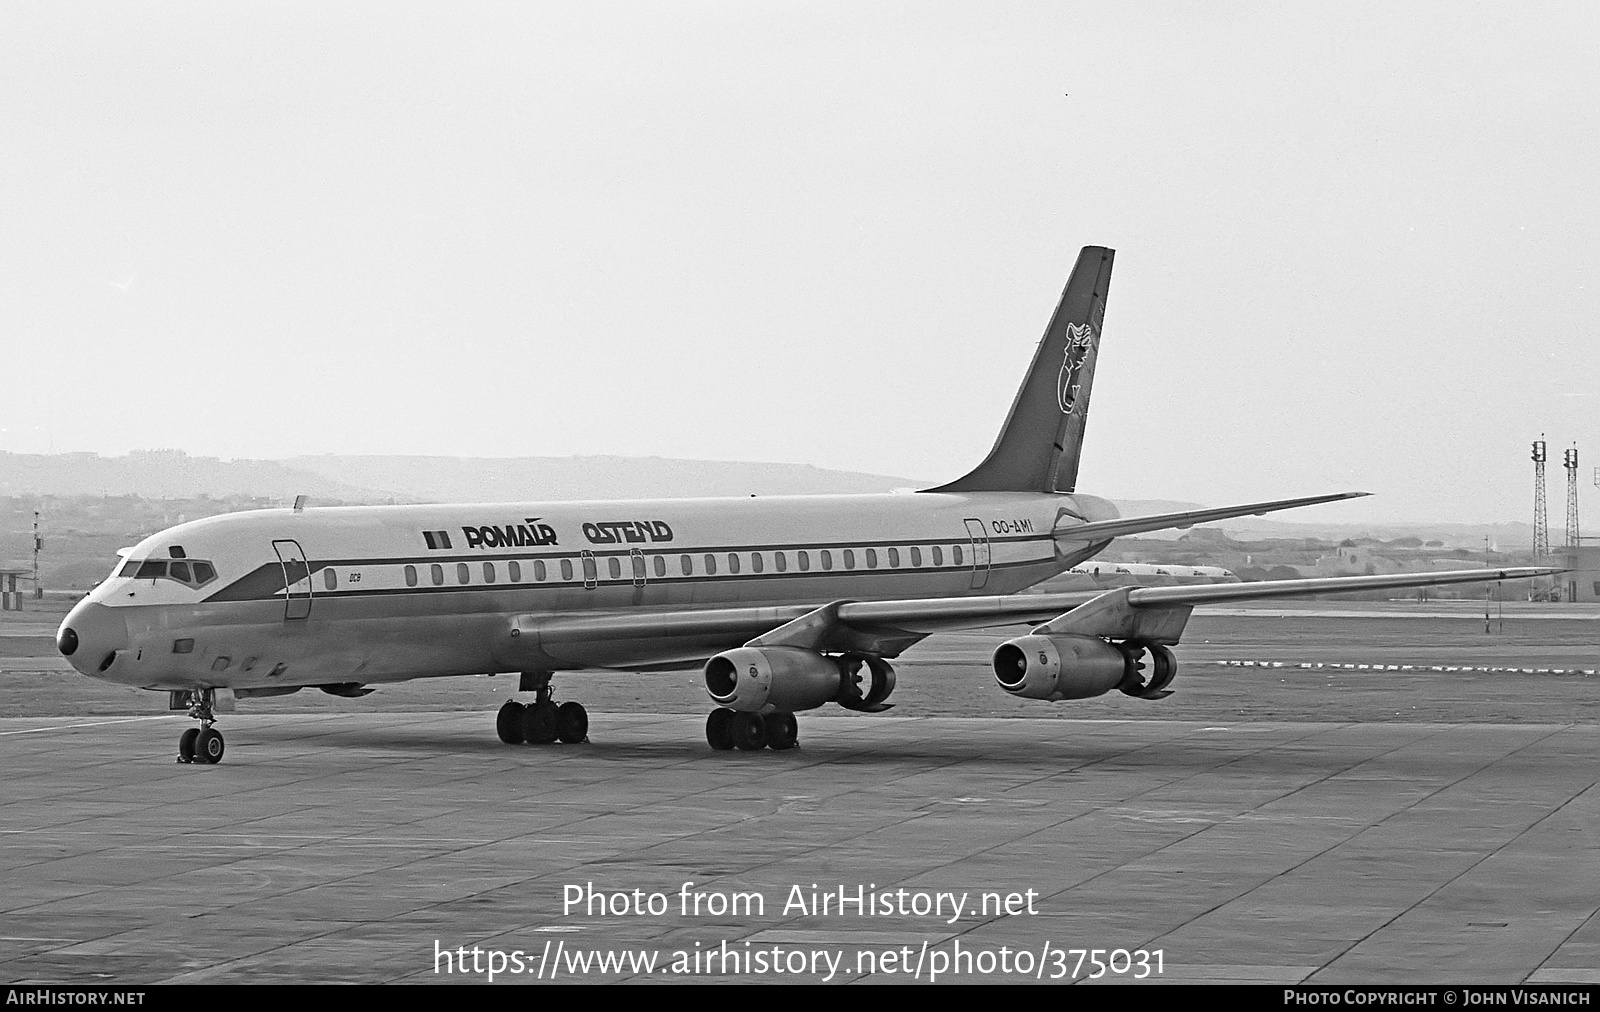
[204,555,1054,604]
[203,561,329,603]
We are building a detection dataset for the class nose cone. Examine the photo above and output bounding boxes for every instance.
[58,602,130,677]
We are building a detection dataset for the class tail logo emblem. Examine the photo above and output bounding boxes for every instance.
[1057,322,1096,415]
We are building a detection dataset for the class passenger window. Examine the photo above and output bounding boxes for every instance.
[633,554,647,581]
[728,553,741,574]
[820,550,832,571]
[653,556,666,578]
[483,562,496,583]
[887,547,899,567]
[535,560,547,581]
[581,557,597,583]
[405,565,418,587]
[843,549,855,570]
[193,562,215,585]
[681,555,693,575]
[704,554,717,575]
[751,553,763,573]
[865,548,877,569]
[323,568,336,590]
[932,546,943,566]
[775,552,787,572]
[608,557,621,579]
[953,545,964,566]
[170,561,191,583]
[560,559,574,580]
[431,564,444,586]
[798,550,810,571]
[457,563,470,584]
[910,547,921,567]
[508,561,521,582]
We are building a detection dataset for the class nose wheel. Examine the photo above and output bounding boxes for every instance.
[706,709,799,751]
[497,672,588,745]
[176,690,225,764]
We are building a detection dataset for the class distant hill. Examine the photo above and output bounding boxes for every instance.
[282,454,934,502]
[0,450,373,500]
[0,450,933,503]
[1199,516,1534,551]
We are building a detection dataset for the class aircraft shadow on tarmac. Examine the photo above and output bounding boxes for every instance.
[196,716,1555,782]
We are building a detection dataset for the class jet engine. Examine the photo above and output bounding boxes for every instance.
[705,647,842,713]
[992,634,1138,701]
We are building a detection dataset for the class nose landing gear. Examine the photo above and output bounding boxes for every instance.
[175,689,225,764]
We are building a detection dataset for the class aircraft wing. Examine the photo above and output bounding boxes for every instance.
[511,567,1559,662]
[1054,491,1369,542]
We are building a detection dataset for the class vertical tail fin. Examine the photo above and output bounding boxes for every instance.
[925,245,1113,494]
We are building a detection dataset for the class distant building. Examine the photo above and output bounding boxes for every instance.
[1557,546,1600,602]
[0,568,30,611]
[1312,541,1389,577]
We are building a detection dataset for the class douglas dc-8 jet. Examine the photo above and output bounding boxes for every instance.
[57,247,1549,763]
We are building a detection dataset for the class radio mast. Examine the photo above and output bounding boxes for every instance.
[1565,445,1580,548]
[1532,439,1549,561]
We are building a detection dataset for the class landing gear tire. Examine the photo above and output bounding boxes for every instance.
[496,701,526,744]
[706,708,736,750]
[556,701,588,743]
[523,700,559,744]
[730,711,767,751]
[194,727,225,764]
[764,712,799,751]
[177,727,199,763]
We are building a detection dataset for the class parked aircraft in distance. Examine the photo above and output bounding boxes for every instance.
[1040,562,1241,591]
[56,246,1552,763]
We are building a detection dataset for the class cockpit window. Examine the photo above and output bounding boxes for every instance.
[118,558,218,588]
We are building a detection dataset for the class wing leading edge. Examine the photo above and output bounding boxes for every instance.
[507,567,1560,663]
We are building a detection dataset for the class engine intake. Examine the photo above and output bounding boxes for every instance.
[993,634,1135,701]
[705,647,842,713]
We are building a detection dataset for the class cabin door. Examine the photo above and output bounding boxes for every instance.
[272,539,313,621]
[963,519,991,590]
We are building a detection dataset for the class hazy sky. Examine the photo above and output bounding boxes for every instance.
[3,3,1595,523]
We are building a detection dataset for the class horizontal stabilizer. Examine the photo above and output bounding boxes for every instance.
[1054,492,1369,543]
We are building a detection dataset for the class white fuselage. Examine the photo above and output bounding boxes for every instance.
[60,491,1119,692]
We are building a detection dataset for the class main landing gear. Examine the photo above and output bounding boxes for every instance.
[176,689,225,764]
[705,708,799,752]
[497,671,588,746]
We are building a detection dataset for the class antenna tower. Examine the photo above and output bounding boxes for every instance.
[32,511,41,600]
[1565,445,1580,548]
[1532,439,1549,561]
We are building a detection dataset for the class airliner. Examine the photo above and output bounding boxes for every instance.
[55,246,1549,763]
